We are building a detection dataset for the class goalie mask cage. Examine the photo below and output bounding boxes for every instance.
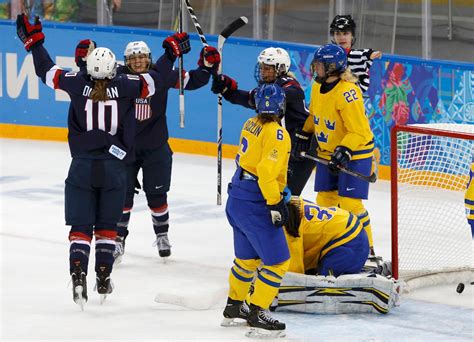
[391,124,474,290]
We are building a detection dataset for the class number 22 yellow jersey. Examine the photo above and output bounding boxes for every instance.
[236,117,291,206]
[303,80,374,160]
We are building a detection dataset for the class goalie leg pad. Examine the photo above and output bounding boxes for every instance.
[272,272,400,314]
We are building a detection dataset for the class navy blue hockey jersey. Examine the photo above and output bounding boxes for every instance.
[222,75,310,136]
[117,53,212,150]
[32,45,160,162]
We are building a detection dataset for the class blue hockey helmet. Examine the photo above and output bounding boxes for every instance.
[254,83,286,118]
[311,44,347,83]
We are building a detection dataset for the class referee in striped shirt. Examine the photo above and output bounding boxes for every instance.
[330,15,382,94]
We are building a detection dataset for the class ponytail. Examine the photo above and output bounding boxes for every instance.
[90,79,110,102]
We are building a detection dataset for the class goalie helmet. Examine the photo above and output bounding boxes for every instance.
[311,44,347,83]
[257,47,291,75]
[124,41,152,71]
[254,83,286,118]
[86,47,117,80]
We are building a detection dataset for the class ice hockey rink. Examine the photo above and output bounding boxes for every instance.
[1,138,473,341]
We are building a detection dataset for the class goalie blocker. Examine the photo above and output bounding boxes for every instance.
[271,272,400,314]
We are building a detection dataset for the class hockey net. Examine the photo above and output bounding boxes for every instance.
[391,124,474,291]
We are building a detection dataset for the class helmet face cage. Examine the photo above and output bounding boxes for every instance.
[330,15,357,46]
[254,83,287,118]
[86,47,117,80]
[124,41,152,72]
[255,47,291,83]
[311,44,347,83]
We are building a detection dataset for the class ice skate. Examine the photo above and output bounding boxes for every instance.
[246,304,285,338]
[153,233,171,259]
[113,236,126,265]
[95,267,113,304]
[71,266,87,311]
[221,297,249,327]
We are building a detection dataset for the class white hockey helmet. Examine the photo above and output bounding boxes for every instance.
[86,47,117,80]
[257,47,291,75]
[124,41,151,59]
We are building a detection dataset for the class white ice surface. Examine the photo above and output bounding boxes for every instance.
[1,138,473,341]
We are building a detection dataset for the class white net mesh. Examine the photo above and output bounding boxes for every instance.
[395,124,474,282]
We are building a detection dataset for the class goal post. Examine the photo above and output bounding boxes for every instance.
[391,124,474,289]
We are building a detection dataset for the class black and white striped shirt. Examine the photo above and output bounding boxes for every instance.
[347,48,374,93]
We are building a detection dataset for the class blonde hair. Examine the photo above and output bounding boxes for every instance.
[340,68,358,83]
[90,79,110,102]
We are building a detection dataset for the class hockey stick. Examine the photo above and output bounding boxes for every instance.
[178,0,185,128]
[184,1,247,205]
[301,151,377,183]
[184,0,209,47]
[216,16,248,205]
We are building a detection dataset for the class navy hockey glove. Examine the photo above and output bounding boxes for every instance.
[267,198,289,227]
[16,14,45,52]
[162,32,191,58]
[291,129,312,161]
[328,145,352,175]
[198,46,221,74]
[75,39,96,67]
[211,74,238,94]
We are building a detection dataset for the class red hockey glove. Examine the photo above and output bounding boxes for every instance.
[211,74,237,94]
[162,32,191,58]
[75,39,97,67]
[16,14,45,52]
[198,46,221,74]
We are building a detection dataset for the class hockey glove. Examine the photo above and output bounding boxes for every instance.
[328,145,352,175]
[291,129,312,161]
[198,46,221,74]
[267,198,289,227]
[16,14,45,52]
[162,32,191,58]
[211,74,238,94]
[75,39,97,68]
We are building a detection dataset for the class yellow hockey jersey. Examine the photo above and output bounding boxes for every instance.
[465,163,474,225]
[236,117,291,205]
[303,80,374,160]
[285,199,364,273]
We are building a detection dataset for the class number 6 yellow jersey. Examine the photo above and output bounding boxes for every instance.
[236,117,291,206]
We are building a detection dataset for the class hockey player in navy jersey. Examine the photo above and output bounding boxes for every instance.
[330,15,382,94]
[108,36,220,262]
[16,13,164,309]
[211,47,314,196]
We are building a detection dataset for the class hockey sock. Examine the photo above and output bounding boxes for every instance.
[94,226,117,272]
[316,190,339,207]
[150,204,169,235]
[250,259,289,310]
[117,207,131,238]
[338,196,374,249]
[228,258,260,301]
[69,225,92,274]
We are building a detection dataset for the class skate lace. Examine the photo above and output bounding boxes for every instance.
[152,233,171,251]
[258,309,278,324]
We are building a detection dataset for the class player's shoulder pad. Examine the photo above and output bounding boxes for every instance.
[277,75,302,90]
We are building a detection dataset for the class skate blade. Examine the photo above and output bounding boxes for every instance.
[73,286,86,311]
[221,317,248,327]
[246,327,285,339]
[114,255,123,265]
[99,294,107,305]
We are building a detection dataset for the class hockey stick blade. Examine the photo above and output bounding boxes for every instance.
[219,16,248,39]
[301,151,377,183]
